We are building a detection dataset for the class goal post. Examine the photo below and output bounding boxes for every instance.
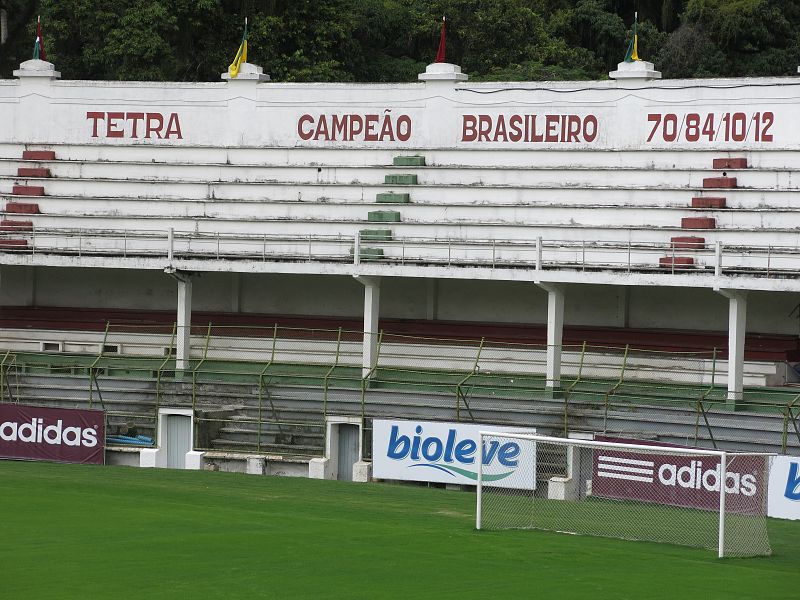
[477,432,773,558]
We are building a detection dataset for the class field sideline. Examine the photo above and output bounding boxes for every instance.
[1,461,798,599]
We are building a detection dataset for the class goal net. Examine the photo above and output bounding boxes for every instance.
[476,432,773,558]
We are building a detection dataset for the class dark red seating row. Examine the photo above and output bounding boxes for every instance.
[0,306,797,361]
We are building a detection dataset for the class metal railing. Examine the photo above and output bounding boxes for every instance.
[3,225,800,278]
[1,322,798,455]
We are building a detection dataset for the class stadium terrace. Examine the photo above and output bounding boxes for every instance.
[0,54,798,528]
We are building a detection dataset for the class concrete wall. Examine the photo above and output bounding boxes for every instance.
[3,63,799,152]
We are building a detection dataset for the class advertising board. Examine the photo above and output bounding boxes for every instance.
[768,455,800,521]
[373,419,536,489]
[0,404,105,465]
[592,437,767,515]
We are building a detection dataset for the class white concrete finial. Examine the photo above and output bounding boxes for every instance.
[418,62,468,82]
[13,59,60,79]
[221,62,270,82]
[609,60,661,81]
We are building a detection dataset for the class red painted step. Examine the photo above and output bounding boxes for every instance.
[681,217,716,229]
[0,220,33,231]
[5,202,41,214]
[703,177,737,189]
[0,239,29,249]
[12,185,45,196]
[659,256,695,267]
[670,236,705,249]
[22,150,56,160]
[712,158,748,169]
[17,167,51,178]
[692,196,726,209]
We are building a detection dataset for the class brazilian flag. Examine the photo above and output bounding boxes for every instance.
[624,13,640,62]
[228,19,248,78]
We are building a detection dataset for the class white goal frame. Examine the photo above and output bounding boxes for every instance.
[477,431,774,558]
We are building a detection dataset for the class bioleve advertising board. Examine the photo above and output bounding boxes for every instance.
[592,437,767,515]
[0,404,105,465]
[768,455,800,521]
[372,419,536,489]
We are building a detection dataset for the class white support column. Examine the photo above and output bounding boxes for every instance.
[175,273,193,373]
[537,282,566,390]
[716,289,747,404]
[426,279,438,321]
[355,276,381,378]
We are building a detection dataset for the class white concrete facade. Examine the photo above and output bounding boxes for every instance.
[3,61,797,151]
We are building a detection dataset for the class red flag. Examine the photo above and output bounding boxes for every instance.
[33,15,46,61]
[434,16,446,63]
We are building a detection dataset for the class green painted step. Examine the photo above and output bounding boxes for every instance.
[359,229,393,241]
[384,174,418,185]
[376,192,410,203]
[368,210,401,222]
[350,247,385,260]
[393,155,426,166]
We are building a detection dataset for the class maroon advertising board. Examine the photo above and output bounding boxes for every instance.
[0,404,105,465]
[592,437,767,515]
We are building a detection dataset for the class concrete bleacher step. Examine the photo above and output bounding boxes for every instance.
[351,247,384,260]
[376,192,410,203]
[8,183,798,213]
[11,185,45,196]
[703,177,737,189]
[210,439,323,456]
[5,166,793,194]
[4,202,40,214]
[15,197,792,229]
[393,155,426,166]
[0,219,33,231]
[17,167,51,178]
[692,196,726,209]
[4,142,792,170]
[368,210,401,222]
[384,174,417,185]
[681,217,716,229]
[22,150,56,161]
[17,208,800,237]
[670,236,705,249]
[359,229,393,241]
[3,158,792,189]
[0,239,28,249]
[712,158,748,169]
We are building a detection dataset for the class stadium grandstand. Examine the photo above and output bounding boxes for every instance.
[1,56,799,479]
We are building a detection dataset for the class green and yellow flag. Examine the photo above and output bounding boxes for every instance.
[624,12,640,62]
[228,18,248,78]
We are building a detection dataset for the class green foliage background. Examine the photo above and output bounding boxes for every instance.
[1,0,798,81]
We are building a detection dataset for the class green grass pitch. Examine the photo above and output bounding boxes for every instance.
[1,460,798,600]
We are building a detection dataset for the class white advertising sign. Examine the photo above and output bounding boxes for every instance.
[768,455,800,521]
[372,419,536,489]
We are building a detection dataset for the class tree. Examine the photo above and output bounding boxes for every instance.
[0,0,39,78]
[2,0,795,82]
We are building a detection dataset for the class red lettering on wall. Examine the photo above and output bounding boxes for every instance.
[462,115,477,142]
[145,113,164,139]
[298,114,314,140]
[126,112,145,138]
[85,111,182,140]
[295,112,413,143]
[106,112,125,138]
[460,113,600,144]
[86,112,104,138]
[365,114,379,142]
[645,111,775,144]
[165,113,183,139]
